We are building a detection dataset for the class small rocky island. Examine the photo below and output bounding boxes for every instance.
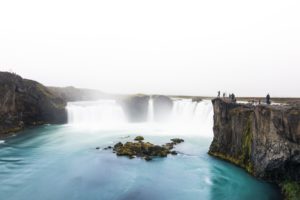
[102,136,184,161]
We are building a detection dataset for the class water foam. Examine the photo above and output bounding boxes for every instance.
[66,98,213,137]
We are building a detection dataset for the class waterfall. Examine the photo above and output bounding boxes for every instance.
[171,99,198,122]
[169,99,214,136]
[67,100,127,128]
[66,98,213,137]
[148,97,154,122]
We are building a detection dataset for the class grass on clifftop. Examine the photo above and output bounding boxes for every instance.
[281,181,300,200]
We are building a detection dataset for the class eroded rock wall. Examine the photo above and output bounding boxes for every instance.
[209,98,300,182]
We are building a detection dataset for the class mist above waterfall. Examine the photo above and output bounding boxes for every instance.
[66,98,213,137]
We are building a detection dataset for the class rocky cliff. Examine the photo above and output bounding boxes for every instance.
[209,98,300,199]
[0,72,67,138]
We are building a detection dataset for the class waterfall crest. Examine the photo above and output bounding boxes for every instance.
[67,100,127,127]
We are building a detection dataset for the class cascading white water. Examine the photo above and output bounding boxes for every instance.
[171,99,213,123]
[67,100,127,128]
[66,98,213,137]
[147,97,154,122]
[171,99,198,122]
[168,99,214,137]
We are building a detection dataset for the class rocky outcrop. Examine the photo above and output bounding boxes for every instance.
[0,72,67,137]
[209,98,300,199]
[106,136,184,161]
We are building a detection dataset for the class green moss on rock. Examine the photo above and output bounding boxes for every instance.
[281,181,300,200]
[110,137,184,161]
[240,118,253,173]
[208,151,254,174]
[208,118,254,174]
[134,136,144,141]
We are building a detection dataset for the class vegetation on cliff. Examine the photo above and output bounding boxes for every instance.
[281,181,300,200]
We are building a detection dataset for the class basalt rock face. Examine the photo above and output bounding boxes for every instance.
[0,72,67,137]
[209,98,300,183]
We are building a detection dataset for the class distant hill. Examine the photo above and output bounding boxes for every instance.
[48,86,113,102]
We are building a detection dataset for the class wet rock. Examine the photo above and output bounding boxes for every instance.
[162,143,174,150]
[144,156,152,161]
[103,146,112,150]
[96,147,100,150]
[171,138,184,144]
[112,137,184,161]
[113,142,123,150]
[171,151,178,155]
[134,136,144,141]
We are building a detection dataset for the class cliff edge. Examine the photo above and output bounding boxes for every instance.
[209,98,300,199]
[0,72,67,138]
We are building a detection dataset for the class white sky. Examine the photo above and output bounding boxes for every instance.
[0,0,299,97]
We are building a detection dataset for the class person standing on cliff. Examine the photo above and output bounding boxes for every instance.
[218,91,220,97]
[231,93,236,103]
[266,94,271,105]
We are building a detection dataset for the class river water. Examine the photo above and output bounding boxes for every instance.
[0,99,281,200]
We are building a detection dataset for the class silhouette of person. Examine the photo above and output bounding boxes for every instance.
[218,91,220,97]
[266,94,271,105]
[231,93,236,102]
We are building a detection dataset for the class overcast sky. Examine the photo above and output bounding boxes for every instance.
[0,0,299,97]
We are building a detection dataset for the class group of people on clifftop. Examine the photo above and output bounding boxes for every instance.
[217,91,236,103]
[217,91,272,105]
